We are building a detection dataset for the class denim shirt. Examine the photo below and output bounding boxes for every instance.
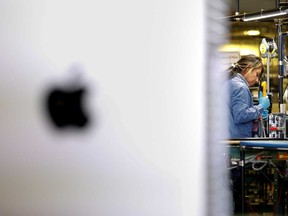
[225,74,263,138]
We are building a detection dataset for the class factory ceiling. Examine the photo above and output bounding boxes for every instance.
[230,0,277,13]
[228,0,286,39]
[226,0,288,95]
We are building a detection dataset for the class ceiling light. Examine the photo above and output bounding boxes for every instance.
[244,30,260,36]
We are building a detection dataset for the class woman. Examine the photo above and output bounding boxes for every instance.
[225,54,270,138]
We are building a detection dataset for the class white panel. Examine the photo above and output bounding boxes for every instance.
[0,1,214,216]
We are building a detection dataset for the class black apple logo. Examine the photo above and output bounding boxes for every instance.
[46,86,89,128]
[44,64,91,129]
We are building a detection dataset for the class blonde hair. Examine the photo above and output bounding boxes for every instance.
[227,54,264,79]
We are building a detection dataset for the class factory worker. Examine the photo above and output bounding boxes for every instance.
[224,54,270,138]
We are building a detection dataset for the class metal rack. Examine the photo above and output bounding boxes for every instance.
[228,139,288,215]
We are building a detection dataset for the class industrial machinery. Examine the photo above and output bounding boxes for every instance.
[225,1,288,215]
[268,113,286,138]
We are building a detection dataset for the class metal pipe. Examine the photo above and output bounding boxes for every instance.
[276,0,280,8]
[221,6,288,21]
[240,147,245,215]
[279,2,288,7]
[235,0,239,15]
[276,22,288,108]
[267,53,271,93]
[277,23,283,107]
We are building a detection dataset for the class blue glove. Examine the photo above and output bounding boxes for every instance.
[261,109,269,119]
[258,91,270,110]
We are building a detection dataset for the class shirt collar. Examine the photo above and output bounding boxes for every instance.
[235,73,249,86]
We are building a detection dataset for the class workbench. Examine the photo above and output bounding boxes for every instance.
[227,139,288,215]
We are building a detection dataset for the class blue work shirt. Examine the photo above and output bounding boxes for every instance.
[225,73,264,138]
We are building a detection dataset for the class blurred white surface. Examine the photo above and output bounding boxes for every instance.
[0,0,227,215]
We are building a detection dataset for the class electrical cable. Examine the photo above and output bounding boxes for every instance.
[251,159,268,171]
[228,166,240,170]
[245,151,267,162]
[282,80,288,96]
[275,180,285,215]
[269,160,286,179]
